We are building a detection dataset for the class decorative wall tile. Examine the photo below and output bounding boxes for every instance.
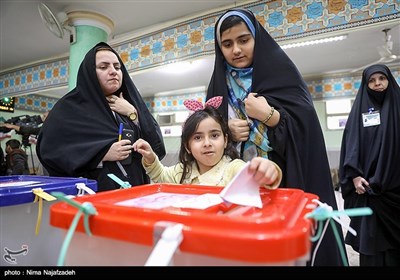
[1,0,399,113]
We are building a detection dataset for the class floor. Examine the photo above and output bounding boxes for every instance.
[334,190,360,266]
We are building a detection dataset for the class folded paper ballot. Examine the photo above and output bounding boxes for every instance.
[219,162,262,208]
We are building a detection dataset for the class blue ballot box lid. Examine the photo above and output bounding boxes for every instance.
[0,175,97,207]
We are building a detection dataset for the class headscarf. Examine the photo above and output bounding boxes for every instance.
[207,8,331,198]
[365,65,389,105]
[207,8,344,266]
[339,64,400,254]
[37,42,165,190]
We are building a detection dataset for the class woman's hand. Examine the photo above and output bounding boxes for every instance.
[244,92,269,121]
[244,92,280,127]
[228,118,249,142]
[102,140,133,162]
[107,93,137,118]
[353,176,369,194]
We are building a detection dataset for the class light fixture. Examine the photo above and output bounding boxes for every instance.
[281,35,347,49]
[160,60,202,74]
[154,86,206,97]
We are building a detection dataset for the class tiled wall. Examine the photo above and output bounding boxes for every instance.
[307,69,400,100]
[1,0,399,113]
[14,68,399,114]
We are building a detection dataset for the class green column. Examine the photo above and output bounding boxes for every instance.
[68,26,108,90]
[67,11,114,90]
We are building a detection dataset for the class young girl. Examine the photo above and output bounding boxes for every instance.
[133,97,281,188]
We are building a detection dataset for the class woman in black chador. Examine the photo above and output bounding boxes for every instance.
[37,42,165,192]
[339,64,400,266]
[206,8,346,266]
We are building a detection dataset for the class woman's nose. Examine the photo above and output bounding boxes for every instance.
[233,44,241,54]
[110,66,118,74]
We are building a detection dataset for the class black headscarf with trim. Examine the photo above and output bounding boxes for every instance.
[37,42,165,191]
[339,64,400,255]
[207,8,345,266]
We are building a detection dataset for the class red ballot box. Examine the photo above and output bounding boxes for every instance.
[50,183,318,266]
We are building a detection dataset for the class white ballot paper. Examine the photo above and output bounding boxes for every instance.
[219,162,262,208]
[171,162,262,210]
[172,193,224,209]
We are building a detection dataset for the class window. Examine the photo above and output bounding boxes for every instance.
[157,114,175,126]
[326,99,353,130]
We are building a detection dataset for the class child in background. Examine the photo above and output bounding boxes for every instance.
[133,96,282,188]
[5,139,29,175]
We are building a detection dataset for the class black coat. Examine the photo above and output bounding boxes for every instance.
[207,8,345,266]
[37,42,165,192]
[0,146,6,175]
[339,64,400,255]
[6,149,29,175]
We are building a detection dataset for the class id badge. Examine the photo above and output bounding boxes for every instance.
[362,111,380,127]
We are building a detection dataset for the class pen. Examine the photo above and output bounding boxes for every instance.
[118,123,123,141]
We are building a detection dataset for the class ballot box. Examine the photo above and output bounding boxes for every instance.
[50,183,318,266]
[0,175,97,266]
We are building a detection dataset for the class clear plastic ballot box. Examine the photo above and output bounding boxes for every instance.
[0,175,97,266]
[50,183,319,266]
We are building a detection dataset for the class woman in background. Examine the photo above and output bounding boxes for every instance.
[339,64,400,266]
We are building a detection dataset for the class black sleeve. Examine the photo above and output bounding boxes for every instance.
[10,154,28,175]
[0,148,6,175]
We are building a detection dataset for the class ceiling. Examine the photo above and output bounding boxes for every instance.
[1,0,399,99]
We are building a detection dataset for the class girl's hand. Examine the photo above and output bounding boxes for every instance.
[248,157,281,189]
[133,138,156,165]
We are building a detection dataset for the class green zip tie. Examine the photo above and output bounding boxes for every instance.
[51,192,97,266]
[306,201,372,266]
[107,173,131,189]
[329,218,348,266]
[306,206,372,221]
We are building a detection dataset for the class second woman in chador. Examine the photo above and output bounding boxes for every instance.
[206,8,346,266]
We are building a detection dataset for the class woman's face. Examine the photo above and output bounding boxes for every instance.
[220,21,255,68]
[186,116,227,174]
[368,72,389,92]
[95,50,123,96]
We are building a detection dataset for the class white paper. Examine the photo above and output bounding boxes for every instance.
[172,193,223,209]
[219,162,262,208]
[115,192,197,209]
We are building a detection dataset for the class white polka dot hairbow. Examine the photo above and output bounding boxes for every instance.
[183,96,223,112]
